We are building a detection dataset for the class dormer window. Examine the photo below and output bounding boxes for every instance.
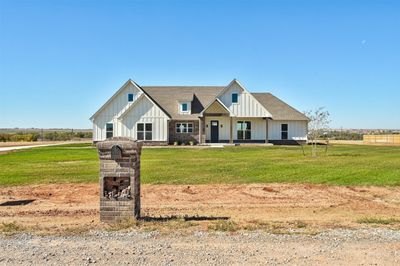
[232,93,238,103]
[181,103,188,112]
[180,102,190,114]
[128,93,134,102]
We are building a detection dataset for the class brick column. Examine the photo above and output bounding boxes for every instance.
[97,137,142,222]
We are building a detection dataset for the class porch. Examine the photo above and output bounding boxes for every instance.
[198,99,269,144]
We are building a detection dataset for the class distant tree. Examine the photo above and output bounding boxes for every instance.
[304,107,331,157]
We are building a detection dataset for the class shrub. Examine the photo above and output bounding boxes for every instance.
[208,220,238,232]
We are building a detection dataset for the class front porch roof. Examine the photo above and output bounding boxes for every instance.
[199,98,232,117]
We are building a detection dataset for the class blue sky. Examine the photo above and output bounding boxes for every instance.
[0,0,399,129]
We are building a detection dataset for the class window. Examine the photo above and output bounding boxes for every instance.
[106,123,113,138]
[137,123,152,140]
[128,93,134,102]
[176,123,193,133]
[237,121,251,140]
[281,124,288,140]
[232,93,238,103]
[181,103,188,112]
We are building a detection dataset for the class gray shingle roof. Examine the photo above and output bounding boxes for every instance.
[141,86,225,120]
[252,93,309,121]
[140,86,308,121]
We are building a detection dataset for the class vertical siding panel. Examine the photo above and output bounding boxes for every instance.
[118,96,169,141]
[218,82,269,118]
[268,120,307,140]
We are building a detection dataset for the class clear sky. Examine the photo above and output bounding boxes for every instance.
[0,0,399,129]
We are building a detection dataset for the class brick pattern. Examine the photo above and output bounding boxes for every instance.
[97,137,142,223]
[168,120,200,144]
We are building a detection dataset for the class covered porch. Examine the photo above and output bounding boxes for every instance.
[198,99,269,144]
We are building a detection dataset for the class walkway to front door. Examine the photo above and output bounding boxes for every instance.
[210,120,219,143]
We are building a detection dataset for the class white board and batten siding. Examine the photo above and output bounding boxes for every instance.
[92,83,169,142]
[218,82,270,117]
[120,96,169,141]
[205,116,231,141]
[205,117,267,141]
[232,118,267,140]
[204,118,307,141]
[268,120,308,141]
[92,83,142,141]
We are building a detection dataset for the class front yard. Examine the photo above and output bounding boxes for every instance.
[0,143,399,186]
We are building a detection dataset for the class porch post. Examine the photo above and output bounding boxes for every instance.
[229,117,233,144]
[265,118,269,143]
[198,118,202,144]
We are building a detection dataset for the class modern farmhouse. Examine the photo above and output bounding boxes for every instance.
[90,79,308,145]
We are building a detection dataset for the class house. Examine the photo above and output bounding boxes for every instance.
[90,79,309,145]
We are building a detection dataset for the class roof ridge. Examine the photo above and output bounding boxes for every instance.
[141,86,225,88]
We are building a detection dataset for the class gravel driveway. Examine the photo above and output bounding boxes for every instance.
[1,228,399,265]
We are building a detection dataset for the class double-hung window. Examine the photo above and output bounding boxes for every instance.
[237,121,251,140]
[176,123,193,133]
[281,124,288,140]
[137,123,152,140]
[106,123,113,138]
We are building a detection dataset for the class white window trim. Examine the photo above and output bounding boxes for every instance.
[176,123,193,133]
[281,124,288,140]
[179,102,190,114]
[237,121,251,140]
[128,93,135,102]
[106,122,113,138]
[136,122,153,141]
[232,93,239,104]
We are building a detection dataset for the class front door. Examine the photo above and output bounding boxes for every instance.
[210,120,219,143]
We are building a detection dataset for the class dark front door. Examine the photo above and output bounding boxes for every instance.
[210,120,219,142]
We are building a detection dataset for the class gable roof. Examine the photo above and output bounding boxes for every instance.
[90,79,170,121]
[141,86,225,120]
[91,79,308,122]
[89,79,133,120]
[252,93,309,121]
[116,93,146,119]
[215,79,272,118]
[200,98,231,117]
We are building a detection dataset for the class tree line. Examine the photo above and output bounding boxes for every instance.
[0,131,92,142]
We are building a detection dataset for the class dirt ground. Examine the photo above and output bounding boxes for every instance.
[1,184,400,265]
[1,183,400,233]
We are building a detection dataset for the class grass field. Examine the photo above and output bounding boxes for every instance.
[0,143,399,186]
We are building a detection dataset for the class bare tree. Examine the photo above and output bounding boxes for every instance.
[304,107,330,157]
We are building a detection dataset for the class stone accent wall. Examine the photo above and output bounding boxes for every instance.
[168,120,200,144]
[141,141,168,146]
[97,137,142,222]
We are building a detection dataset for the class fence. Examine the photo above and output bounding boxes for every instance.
[363,134,400,145]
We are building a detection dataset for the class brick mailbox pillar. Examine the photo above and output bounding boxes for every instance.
[97,137,142,222]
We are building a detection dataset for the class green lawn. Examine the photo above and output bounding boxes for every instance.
[0,143,399,186]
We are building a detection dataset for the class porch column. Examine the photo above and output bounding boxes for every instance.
[265,118,269,143]
[198,118,202,144]
[229,117,233,144]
